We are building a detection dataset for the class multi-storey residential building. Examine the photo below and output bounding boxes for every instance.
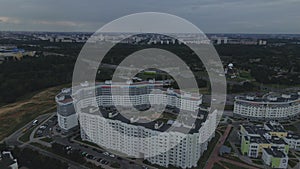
[0,151,18,169]
[79,105,217,168]
[56,80,217,168]
[238,121,300,168]
[73,80,202,112]
[240,122,290,158]
[56,80,202,130]
[234,92,300,120]
[262,148,288,169]
[55,88,78,131]
[283,134,300,151]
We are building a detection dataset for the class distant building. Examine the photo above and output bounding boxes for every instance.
[0,151,18,169]
[238,121,300,168]
[234,92,300,120]
[0,47,35,61]
[210,36,228,45]
[262,148,288,169]
[258,40,267,45]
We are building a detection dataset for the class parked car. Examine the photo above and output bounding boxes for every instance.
[81,152,88,157]
[86,154,94,159]
[32,120,39,126]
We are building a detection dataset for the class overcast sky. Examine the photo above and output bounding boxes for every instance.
[0,0,300,33]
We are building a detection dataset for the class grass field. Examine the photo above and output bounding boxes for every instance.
[19,127,35,142]
[0,84,70,141]
[288,159,299,168]
[220,161,247,169]
[193,133,221,169]
[212,163,225,169]
[41,137,54,143]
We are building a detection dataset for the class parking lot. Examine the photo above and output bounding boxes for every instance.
[33,113,152,169]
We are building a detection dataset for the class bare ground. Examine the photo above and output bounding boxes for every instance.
[0,85,68,140]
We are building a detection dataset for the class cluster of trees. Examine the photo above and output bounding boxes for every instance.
[0,142,105,169]
[216,44,300,85]
[0,55,75,104]
[12,147,68,169]
[228,82,257,93]
[1,40,299,105]
[250,66,300,85]
[1,142,58,168]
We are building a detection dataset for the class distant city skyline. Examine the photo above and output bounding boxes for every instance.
[0,0,300,34]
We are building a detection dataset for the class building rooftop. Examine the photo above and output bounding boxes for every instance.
[241,123,289,145]
[243,125,267,136]
[263,148,287,158]
[80,105,210,134]
[286,133,300,140]
[264,121,286,133]
[0,151,17,169]
[269,136,287,145]
[56,80,202,104]
[249,136,269,144]
[235,91,300,104]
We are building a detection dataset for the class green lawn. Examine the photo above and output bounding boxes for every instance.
[74,135,102,148]
[19,127,34,142]
[110,162,121,168]
[30,142,51,151]
[41,137,54,143]
[212,163,225,169]
[252,159,264,165]
[283,125,298,132]
[193,133,221,169]
[288,159,298,168]
[220,161,247,169]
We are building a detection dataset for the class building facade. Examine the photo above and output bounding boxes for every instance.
[79,107,217,168]
[234,92,300,120]
[72,80,202,112]
[283,134,300,151]
[55,88,78,131]
[240,122,290,159]
[0,151,18,169]
[262,148,288,169]
[56,80,216,168]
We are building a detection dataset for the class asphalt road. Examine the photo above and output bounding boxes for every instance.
[4,113,52,146]
[4,111,153,169]
[54,135,150,169]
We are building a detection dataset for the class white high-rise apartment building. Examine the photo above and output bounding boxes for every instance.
[233,92,300,120]
[56,80,217,168]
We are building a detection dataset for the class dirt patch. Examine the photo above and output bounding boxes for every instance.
[0,84,69,140]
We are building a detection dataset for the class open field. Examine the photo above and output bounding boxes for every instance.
[0,84,69,141]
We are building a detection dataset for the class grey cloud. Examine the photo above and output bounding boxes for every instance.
[0,0,299,33]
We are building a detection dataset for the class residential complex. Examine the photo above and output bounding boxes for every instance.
[262,148,289,169]
[240,121,300,168]
[56,80,217,168]
[234,92,300,120]
[79,106,217,168]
